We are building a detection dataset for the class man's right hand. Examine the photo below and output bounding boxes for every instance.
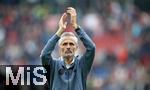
[56,13,67,36]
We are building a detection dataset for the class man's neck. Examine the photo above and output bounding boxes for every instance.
[63,56,74,65]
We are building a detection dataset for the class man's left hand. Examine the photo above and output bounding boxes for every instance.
[66,7,78,29]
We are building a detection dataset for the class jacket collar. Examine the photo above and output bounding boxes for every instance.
[59,55,78,70]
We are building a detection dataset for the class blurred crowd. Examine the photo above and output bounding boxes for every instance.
[0,0,150,90]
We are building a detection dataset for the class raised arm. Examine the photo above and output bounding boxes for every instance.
[75,27,95,74]
[40,13,68,65]
[40,35,59,65]
[67,7,96,75]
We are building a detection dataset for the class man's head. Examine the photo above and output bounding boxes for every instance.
[58,32,78,59]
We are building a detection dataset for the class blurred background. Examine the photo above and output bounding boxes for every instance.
[0,0,150,90]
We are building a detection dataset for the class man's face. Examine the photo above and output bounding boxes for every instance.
[59,36,78,58]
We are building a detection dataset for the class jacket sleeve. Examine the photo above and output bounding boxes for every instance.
[40,35,60,66]
[75,27,96,76]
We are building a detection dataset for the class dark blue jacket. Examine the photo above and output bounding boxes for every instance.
[40,27,95,90]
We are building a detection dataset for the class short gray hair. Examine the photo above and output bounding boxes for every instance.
[58,32,78,46]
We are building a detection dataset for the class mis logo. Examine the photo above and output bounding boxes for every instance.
[4,65,47,85]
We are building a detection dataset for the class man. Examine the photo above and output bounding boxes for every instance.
[40,7,95,90]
